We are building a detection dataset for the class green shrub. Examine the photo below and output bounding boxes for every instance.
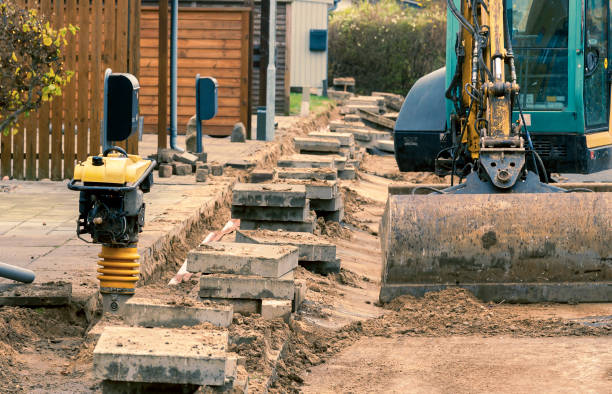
[329,0,447,96]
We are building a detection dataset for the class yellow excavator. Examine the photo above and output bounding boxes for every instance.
[381,0,612,303]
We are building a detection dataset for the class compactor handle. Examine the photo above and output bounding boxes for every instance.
[103,146,129,157]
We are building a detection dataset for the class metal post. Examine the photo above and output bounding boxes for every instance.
[101,68,112,152]
[195,74,203,153]
[169,0,183,152]
[265,0,277,141]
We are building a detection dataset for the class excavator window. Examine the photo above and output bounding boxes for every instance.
[583,0,609,130]
[507,0,569,111]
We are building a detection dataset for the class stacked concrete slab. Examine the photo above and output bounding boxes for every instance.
[274,170,344,222]
[231,183,316,232]
[94,327,244,392]
[186,242,302,318]
[153,148,209,181]
[236,229,340,274]
[91,293,245,392]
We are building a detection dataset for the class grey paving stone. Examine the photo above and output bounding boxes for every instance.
[276,154,336,169]
[122,297,233,328]
[310,196,343,211]
[173,151,199,166]
[232,183,307,207]
[294,137,340,153]
[275,167,338,181]
[231,203,311,222]
[338,166,356,180]
[249,170,274,183]
[308,131,355,147]
[239,219,316,233]
[198,273,295,300]
[0,282,71,306]
[94,327,235,386]
[186,242,298,278]
[235,230,336,263]
[158,164,173,178]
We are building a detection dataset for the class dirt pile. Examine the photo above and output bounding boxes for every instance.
[228,314,291,392]
[341,187,384,233]
[271,288,611,392]
[314,217,351,240]
[0,306,89,393]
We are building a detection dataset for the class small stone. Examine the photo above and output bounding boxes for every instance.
[196,162,210,171]
[173,151,198,166]
[158,164,173,178]
[211,164,223,176]
[195,169,208,183]
[195,152,207,163]
[231,122,247,143]
[173,162,191,176]
[157,148,179,164]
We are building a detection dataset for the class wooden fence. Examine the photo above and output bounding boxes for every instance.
[140,7,252,136]
[0,0,140,181]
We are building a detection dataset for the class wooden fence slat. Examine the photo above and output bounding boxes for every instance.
[77,0,89,161]
[38,0,52,179]
[51,0,64,180]
[1,132,11,178]
[25,0,40,180]
[63,0,77,178]
[90,0,102,156]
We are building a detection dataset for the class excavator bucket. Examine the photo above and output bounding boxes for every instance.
[379,192,612,303]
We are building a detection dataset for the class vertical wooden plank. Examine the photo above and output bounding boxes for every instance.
[90,0,102,156]
[64,0,77,178]
[25,0,40,180]
[240,10,251,136]
[51,0,64,180]
[157,1,169,149]
[77,0,89,161]
[38,0,52,179]
[104,0,116,69]
[114,0,128,150]
[127,0,140,154]
[1,132,11,178]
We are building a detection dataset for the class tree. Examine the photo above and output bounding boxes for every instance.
[0,1,77,135]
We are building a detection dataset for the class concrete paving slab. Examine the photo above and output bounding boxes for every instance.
[275,179,338,199]
[329,121,369,132]
[231,203,311,222]
[186,242,298,278]
[235,230,336,263]
[249,169,275,183]
[277,154,336,169]
[310,196,343,211]
[199,273,295,300]
[308,131,355,147]
[261,299,292,322]
[376,139,395,153]
[94,327,234,386]
[0,282,71,306]
[239,217,316,233]
[338,166,356,180]
[122,297,233,328]
[294,137,341,153]
[232,183,307,207]
[275,167,338,181]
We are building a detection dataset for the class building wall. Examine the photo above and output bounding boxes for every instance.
[140,7,251,135]
[290,0,331,91]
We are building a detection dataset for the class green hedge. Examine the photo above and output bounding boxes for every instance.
[328,0,447,96]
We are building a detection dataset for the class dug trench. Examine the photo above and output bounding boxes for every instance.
[2,127,612,392]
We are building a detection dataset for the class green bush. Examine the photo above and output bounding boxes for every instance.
[329,0,447,96]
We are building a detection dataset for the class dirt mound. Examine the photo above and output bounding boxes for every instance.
[229,314,291,393]
[314,217,351,240]
[350,288,611,337]
[341,187,384,234]
[0,306,89,393]
[271,288,611,392]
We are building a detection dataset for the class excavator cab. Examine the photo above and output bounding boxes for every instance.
[394,0,612,174]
